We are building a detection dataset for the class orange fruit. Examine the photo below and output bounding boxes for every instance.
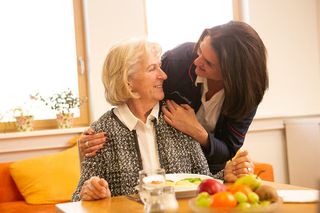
[211,191,237,208]
[227,184,252,196]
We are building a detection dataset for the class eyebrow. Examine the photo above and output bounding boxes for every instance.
[146,62,161,69]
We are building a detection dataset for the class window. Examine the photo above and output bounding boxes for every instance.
[145,0,237,52]
[0,0,89,132]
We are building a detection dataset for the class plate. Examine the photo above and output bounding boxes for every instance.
[188,197,283,213]
[165,173,221,198]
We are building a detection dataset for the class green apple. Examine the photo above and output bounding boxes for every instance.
[234,174,262,191]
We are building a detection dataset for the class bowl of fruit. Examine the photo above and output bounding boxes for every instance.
[189,175,282,212]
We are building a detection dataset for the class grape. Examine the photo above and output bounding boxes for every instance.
[247,191,260,203]
[237,202,251,209]
[195,192,212,207]
[260,200,271,206]
[234,191,248,203]
[250,202,261,208]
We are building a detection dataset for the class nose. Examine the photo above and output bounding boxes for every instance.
[193,55,203,67]
[157,68,167,80]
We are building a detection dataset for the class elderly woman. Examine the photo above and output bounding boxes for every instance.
[72,39,250,201]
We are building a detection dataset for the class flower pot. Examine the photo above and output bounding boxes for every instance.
[56,113,74,128]
[15,115,34,132]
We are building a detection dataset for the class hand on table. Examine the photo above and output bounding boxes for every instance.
[224,150,255,183]
[78,128,107,158]
[80,176,111,200]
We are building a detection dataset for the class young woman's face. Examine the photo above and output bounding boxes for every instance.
[129,55,167,103]
[194,36,222,81]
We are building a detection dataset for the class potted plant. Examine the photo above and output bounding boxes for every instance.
[12,107,34,132]
[35,89,86,128]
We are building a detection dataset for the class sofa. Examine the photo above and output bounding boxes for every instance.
[0,136,80,213]
[0,162,56,213]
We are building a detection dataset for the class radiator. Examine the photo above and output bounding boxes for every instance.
[284,118,320,188]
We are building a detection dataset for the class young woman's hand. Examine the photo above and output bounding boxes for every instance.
[224,150,255,183]
[80,176,111,200]
[162,100,209,148]
[78,128,107,158]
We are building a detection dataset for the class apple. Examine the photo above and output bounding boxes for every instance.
[197,179,226,195]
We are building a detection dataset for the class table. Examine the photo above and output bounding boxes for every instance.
[56,181,319,213]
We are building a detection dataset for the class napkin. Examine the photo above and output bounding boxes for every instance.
[277,189,320,203]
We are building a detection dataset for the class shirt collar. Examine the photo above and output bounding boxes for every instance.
[195,76,208,94]
[116,103,160,131]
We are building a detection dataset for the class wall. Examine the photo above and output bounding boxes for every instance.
[0,127,85,162]
[84,0,320,121]
[82,0,320,184]
[244,0,320,118]
[83,0,146,121]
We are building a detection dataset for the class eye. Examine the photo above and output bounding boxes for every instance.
[148,62,162,72]
[147,64,157,72]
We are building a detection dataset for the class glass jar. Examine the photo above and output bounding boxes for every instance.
[144,189,165,213]
[162,186,178,213]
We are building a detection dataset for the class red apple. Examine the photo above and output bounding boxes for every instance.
[198,179,226,195]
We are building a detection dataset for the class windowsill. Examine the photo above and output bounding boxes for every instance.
[0,126,88,162]
[0,126,88,140]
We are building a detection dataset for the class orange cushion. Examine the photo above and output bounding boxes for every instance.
[253,162,274,181]
[0,162,24,202]
[10,145,80,204]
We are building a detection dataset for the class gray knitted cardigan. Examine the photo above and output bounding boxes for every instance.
[72,105,223,201]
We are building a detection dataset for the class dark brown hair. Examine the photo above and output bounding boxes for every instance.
[195,21,268,120]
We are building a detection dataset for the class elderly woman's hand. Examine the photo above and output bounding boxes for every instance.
[78,128,107,158]
[224,150,255,183]
[80,176,111,200]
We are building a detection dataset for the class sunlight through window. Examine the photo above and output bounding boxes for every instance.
[0,0,79,121]
[146,0,233,52]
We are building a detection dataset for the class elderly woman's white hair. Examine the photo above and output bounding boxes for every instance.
[102,39,162,105]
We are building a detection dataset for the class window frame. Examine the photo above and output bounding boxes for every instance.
[232,0,242,21]
[0,0,89,132]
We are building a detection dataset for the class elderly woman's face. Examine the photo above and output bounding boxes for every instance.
[129,54,167,103]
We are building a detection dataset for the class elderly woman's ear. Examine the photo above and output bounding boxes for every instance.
[127,81,133,91]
